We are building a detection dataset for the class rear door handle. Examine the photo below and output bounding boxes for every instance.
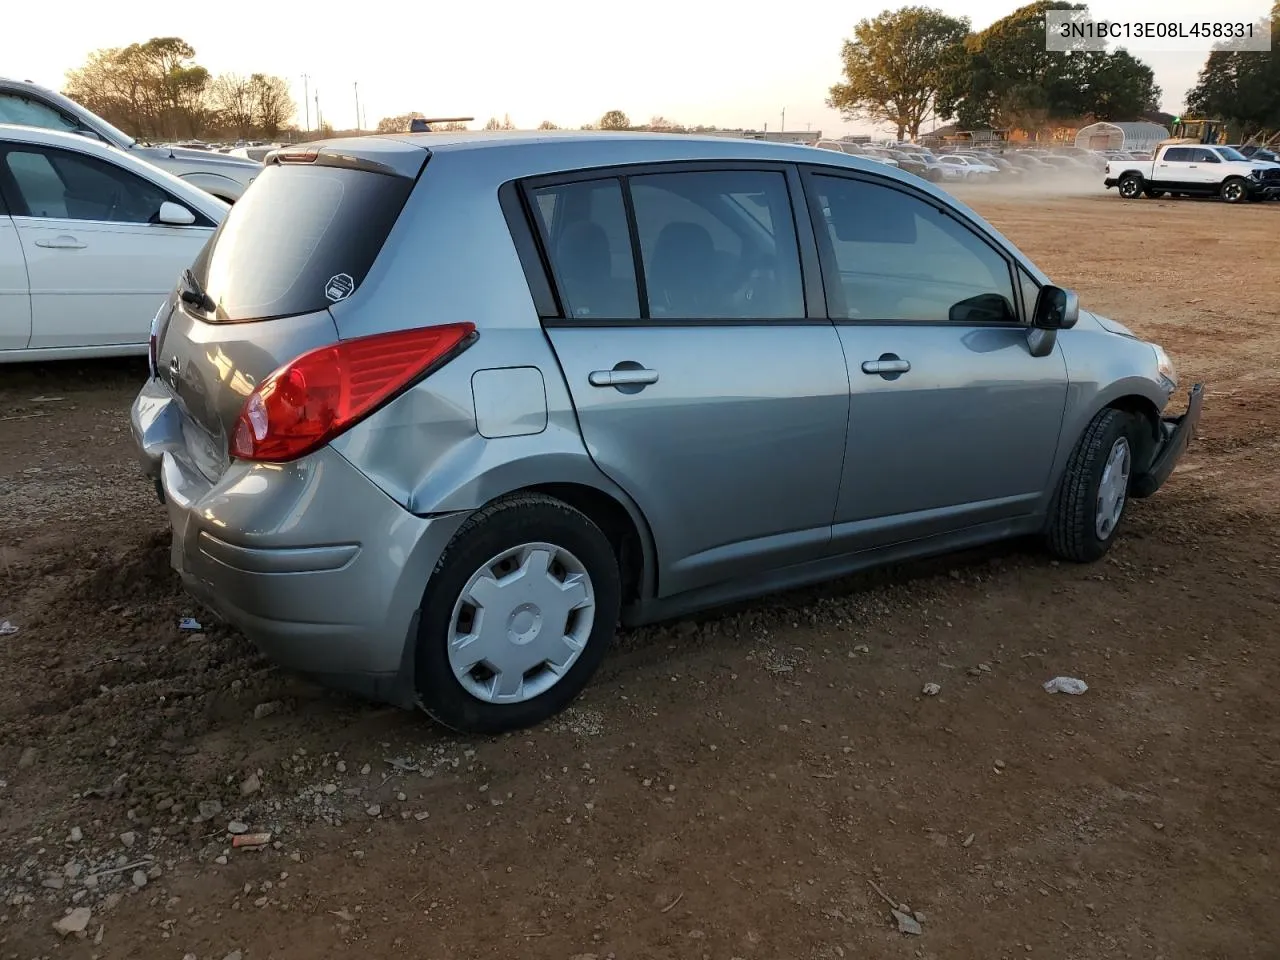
[861,358,911,375]
[34,235,87,249]
[588,368,659,387]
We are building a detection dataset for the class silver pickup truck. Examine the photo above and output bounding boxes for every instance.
[1104,142,1280,204]
[0,77,261,203]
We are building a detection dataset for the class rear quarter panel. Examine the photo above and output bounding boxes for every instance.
[325,148,649,531]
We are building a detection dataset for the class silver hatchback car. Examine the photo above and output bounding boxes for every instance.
[131,132,1202,733]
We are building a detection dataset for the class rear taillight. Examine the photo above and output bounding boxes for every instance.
[230,323,476,463]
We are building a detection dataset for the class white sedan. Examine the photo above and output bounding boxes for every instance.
[0,123,229,362]
[935,155,998,178]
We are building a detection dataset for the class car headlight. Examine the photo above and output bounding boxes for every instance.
[1152,344,1177,389]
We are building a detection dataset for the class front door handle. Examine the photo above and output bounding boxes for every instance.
[34,235,87,249]
[861,357,911,376]
[588,367,659,388]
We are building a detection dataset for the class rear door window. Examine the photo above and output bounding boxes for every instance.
[191,163,414,322]
[528,178,640,320]
[628,170,804,320]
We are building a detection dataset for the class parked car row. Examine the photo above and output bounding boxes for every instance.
[813,139,1121,185]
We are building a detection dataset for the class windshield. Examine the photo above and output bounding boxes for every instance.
[37,86,137,148]
[1214,146,1247,162]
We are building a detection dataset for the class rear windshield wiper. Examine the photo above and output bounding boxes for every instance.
[180,269,216,313]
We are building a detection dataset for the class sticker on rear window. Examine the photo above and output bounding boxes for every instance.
[325,273,355,302]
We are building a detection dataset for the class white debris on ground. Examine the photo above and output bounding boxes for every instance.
[922,682,942,696]
[1043,676,1089,695]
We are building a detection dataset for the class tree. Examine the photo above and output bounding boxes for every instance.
[64,38,293,140]
[65,37,210,139]
[501,113,515,130]
[828,7,971,140]
[377,113,419,133]
[537,120,560,130]
[646,115,682,132]
[210,73,255,137]
[936,2,1161,133]
[248,73,293,137]
[1185,2,1280,140]
[598,109,630,129]
[483,116,502,130]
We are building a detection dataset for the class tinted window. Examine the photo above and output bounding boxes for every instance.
[0,93,78,132]
[1162,148,1192,162]
[3,147,172,223]
[530,178,640,320]
[1191,148,1219,163]
[191,163,413,322]
[812,175,1016,324]
[628,170,804,319]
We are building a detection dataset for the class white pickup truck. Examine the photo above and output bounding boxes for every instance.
[1104,143,1280,204]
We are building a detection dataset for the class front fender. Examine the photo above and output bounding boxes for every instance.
[1046,326,1173,506]
[178,171,251,202]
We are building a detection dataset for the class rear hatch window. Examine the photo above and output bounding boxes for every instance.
[189,162,415,322]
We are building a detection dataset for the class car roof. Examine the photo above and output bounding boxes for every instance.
[0,122,230,218]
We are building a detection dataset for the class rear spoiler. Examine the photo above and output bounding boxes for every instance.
[263,141,431,179]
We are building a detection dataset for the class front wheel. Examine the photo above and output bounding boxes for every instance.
[415,494,621,734]
[1144,188,1166,199]
[1117,175,1144,199]
[1220,177,1250,204]
[1046,408,1140,563]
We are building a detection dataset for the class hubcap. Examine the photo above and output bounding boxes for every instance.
[1225,183,1242,201]
[447,542,596,705]
[1121,179,1140,197]
[1095,436,1131,540]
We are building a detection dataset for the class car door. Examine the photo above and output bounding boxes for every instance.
[525,165,851,598]
[802,169,1069,553]
[1186,147,1225,187]
[1152,147,1197,190]
[0,143,214,350]
[0,188,32,351]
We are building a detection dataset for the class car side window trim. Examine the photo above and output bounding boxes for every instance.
[514,160,828,328]
[798,164,1024,327]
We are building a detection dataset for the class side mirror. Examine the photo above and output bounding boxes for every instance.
[1032,285,1079,330]
[157,201,196,226]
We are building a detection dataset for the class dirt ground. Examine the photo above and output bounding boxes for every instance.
[2,190,1279,960]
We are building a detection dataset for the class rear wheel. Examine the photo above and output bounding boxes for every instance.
[415,494,621,734]
[1220,177,1250,204]
[1046,408,1139,563]
[1117,175,1144,199]
[1144,188,1166,198]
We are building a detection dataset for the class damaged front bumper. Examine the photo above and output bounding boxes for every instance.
[1131,383,1204,498]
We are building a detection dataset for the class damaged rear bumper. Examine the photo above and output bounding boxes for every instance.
[1132,383,1204,498]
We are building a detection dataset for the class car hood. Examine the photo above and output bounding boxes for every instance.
[1088,310,1140,339]
[136,144,262,169]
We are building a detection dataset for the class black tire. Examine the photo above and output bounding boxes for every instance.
[1144,188,1166,199]
[1045,408,1140,563]
[1117,175,1144,199]
[1220,177,1250,204]
[414,494,621,735]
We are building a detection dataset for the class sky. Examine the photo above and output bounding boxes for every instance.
[2,0,1269,136]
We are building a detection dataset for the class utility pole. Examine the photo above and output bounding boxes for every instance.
[302,74,310,132]
[354,82,361,131]
[315,92,322,132]
[781,107,786,133]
